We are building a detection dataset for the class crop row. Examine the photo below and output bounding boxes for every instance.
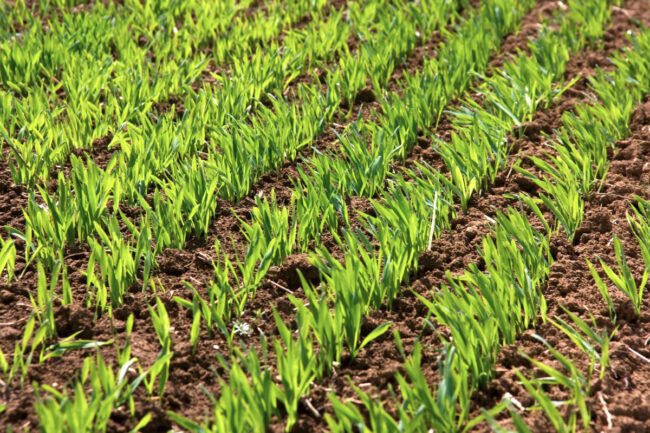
[473,37,650,433]
[212,1,650,431]
[0,0,525,370]
[288,0,643,430]
[1,0,335,184]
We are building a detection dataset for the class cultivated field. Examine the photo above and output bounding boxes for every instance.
[2,0,650,431]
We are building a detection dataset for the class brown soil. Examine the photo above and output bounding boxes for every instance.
[0,159,27,235]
